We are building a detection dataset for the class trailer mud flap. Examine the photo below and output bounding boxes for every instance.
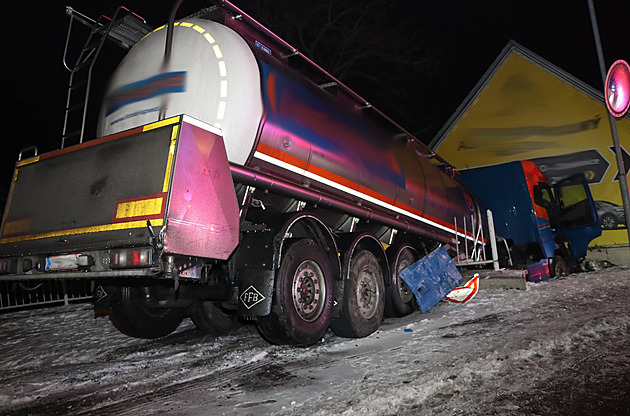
[237,270,275,315]
[399,246,462,313]
[93,285,111,317]
[232,230,277,316]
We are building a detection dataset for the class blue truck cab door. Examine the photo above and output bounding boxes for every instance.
[550,174,601,260]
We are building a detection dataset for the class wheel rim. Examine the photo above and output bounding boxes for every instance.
[396,257,414,304]
[601,215,615,229]
[292,259,326,323]
[356,268,380,319]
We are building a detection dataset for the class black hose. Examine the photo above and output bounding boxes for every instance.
[164,0,185,62]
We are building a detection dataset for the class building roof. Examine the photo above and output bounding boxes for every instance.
[430,40,608,150]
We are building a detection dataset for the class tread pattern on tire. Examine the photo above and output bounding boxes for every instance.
[384,245,418,317]
[330,249,385,338]
[257,239,334,346]
[108,285,184,339]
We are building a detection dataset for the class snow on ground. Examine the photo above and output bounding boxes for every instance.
[0,266,629,415]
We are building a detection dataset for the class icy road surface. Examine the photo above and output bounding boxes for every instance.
[1,266,629,416]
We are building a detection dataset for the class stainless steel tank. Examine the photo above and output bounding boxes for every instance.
[98,17,481,244]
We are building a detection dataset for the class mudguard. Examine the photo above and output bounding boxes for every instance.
[233,211,340,316]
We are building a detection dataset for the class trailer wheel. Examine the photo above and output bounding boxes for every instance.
[330,249,384,338]
[384,246,418,317]
[552,255,569,278]
[257,239,333,346]
[108,285,184,339]
[190,301,242,336]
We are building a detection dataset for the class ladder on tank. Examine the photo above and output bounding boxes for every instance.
[61,6,152,148]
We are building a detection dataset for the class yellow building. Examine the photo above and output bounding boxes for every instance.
[431,41,629,263]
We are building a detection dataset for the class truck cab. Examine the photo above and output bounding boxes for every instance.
[460,160,601,279]
[534,173,601,261]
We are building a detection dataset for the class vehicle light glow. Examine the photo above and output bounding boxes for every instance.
[111,248,152,268]
[0,259,10,274]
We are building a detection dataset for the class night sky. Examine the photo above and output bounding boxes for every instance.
[1,1,629,197]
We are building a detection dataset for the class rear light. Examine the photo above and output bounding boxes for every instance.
[110,248,153,268]
[526,259,550,282]
[0,259,11,274]
[0,258,18,274]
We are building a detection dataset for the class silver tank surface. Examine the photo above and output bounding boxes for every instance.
[98,19,263,165]
[98,17,481,243]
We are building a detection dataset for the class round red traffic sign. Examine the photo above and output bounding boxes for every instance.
[605,60,630,117]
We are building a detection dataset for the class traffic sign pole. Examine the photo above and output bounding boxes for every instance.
[588,0,630,249]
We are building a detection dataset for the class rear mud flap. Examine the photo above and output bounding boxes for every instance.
[237,270,274,316]
[93,285,111,317]
[231,230,277,316]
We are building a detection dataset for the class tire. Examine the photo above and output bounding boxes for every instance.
[257,239,334,346]
[330,249,385,338]
[384,246,418,317]
[190,301,242,336]
[108,285,184,339]
[600,213,618,230]
[551,255,569,278]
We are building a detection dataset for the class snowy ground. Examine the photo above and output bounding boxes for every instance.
[0,266,629,416]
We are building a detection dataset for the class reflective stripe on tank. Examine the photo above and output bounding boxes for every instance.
[254,143,482,244]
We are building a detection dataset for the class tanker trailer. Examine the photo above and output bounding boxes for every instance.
[0,1,486,346]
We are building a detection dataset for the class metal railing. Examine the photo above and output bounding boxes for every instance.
[453,209,500,270]
[0,279,93,312]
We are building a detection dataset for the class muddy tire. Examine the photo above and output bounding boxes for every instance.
[384,246,418,317]
[330,250,384,338]
[552,255,569,278]
[190,301,242,336]
[257,239,334,346]
[108,285,184,339]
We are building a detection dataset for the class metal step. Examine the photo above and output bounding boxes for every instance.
[69,79,88,90]
[105,14,152,49]
[62,130,82,141]
[65,101,86,112]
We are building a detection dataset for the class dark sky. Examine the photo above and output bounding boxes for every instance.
[1,1,629,194]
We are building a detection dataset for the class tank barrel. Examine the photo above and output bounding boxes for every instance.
[229,163,450,245]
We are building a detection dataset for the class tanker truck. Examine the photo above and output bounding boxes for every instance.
[0,1,488,346]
